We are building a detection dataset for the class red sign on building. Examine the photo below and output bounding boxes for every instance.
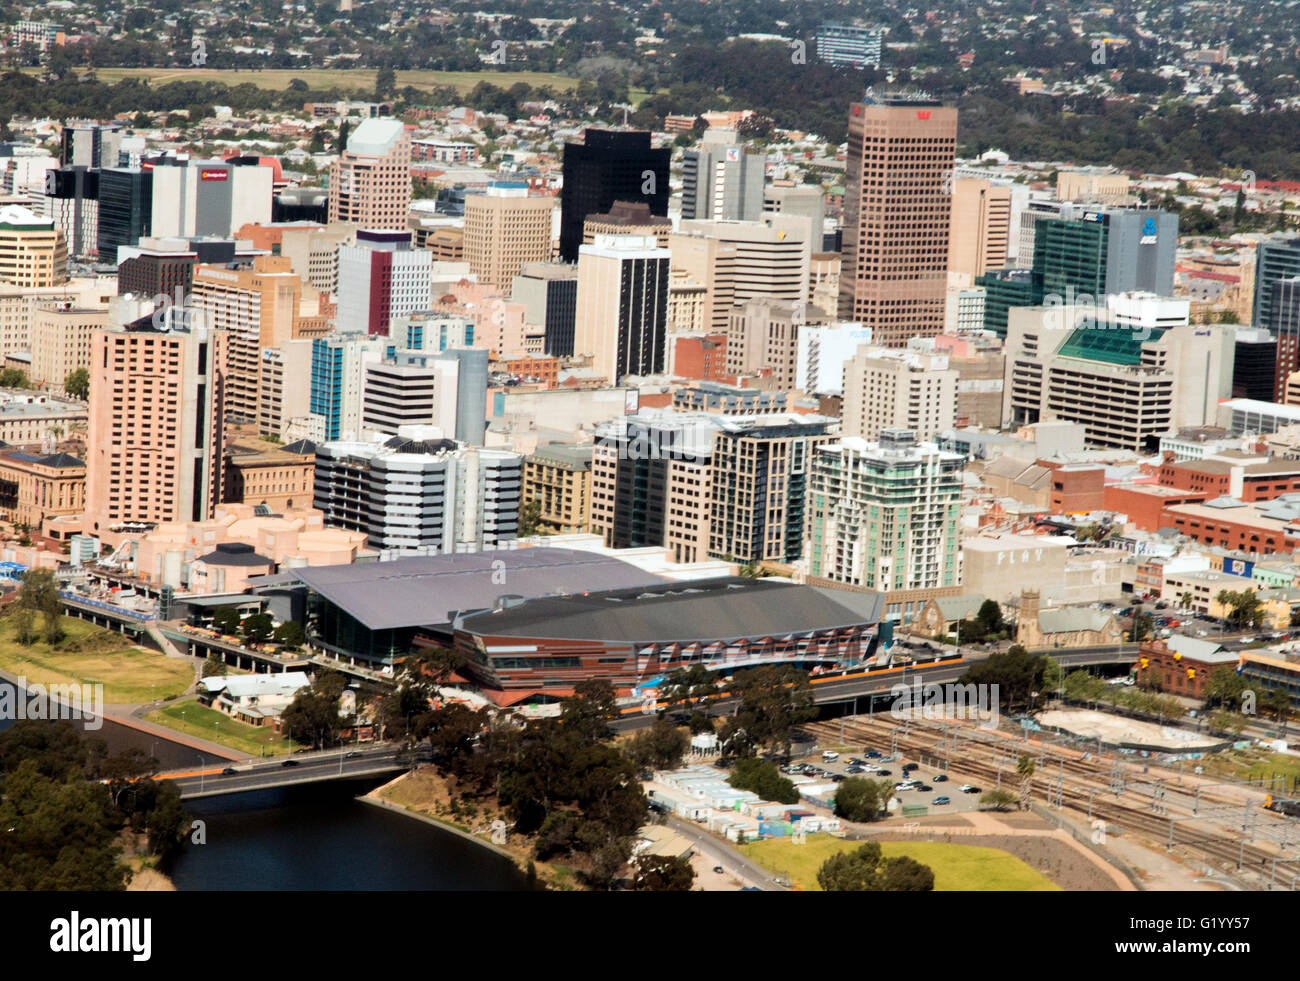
[200,169,229,182]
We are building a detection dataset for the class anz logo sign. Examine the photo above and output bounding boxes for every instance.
[1139,216,1159,245]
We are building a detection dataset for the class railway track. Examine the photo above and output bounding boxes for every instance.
[806,716,1299,887]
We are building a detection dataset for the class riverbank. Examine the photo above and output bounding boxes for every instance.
[363,769,574,889]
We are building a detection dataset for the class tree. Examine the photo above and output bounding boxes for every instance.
[17,567,63,644]
[63,367,90,401]
[281,671,348,749]
[518,498,544,536]
[980,789,1019,811]
[1017,753,1035,810]
[816,842,934,892]
[1204,665,1246,710]
[723,665,816,757]
[976,599,1004,637]
[201,654,227,678]
[626,718,689,772]
[632,853,695,891]
[1265,687,1291,731]
[210,606,242,636]
[660,664,716,713]
[0,367,31,389]
[560,678,618,742]
[241,612,274,644]
[728,757,800,804]
[374,65,397,100]
[272,620,305,648]
[960,646,1046,713]
[832,777,893,822]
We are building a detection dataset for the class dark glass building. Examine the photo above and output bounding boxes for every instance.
[558,129,668,262]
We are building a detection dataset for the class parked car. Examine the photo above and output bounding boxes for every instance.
[874,769,891,777]
[915,784,933,793]
[865,750,883,758]
[847,765,865,774]
[713,866,725,874]
[933,774,949,782]
[847,757,866,766]
[822,751,839,762]
[961,785,982,794]
[933,796,952,805]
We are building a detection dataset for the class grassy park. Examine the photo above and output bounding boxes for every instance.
[0,615,192,704]
[146,697,301,758]
[740,834,1061,892]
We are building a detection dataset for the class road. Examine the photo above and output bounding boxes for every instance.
[662,814,789,891]
[160,744,417,799]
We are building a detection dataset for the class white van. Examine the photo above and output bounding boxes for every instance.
[822,751,839,762]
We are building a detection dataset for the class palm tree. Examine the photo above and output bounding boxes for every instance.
[1017,754,1035,811]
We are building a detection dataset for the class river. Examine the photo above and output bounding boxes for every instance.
[1,679,526,890]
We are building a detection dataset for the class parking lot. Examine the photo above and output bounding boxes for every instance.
[787,748,999,817]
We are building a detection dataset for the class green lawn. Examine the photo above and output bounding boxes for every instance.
[741,834,1061,892]
[0,616,192,704]
[49,66,582,95]
[145,698,301,758]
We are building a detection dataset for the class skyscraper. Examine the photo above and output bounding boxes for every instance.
[336,230,432,336]
[463,182,554,288]
[681,137,766,222]
[838,92,957,347]
[1255,236,1300,330]
[816,24,884,69]
[948,178,1011,283]
[575,234,670,384]
[327,117,411,230]
[96,168,152,259]
[559,129,668,262]
[806,429,964,597]
[83,318,227,534]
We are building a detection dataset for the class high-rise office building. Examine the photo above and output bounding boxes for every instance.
[1269,277,1300,402]
[839,92,957,346]
[948,178,1011,283]
[149,160,273,240]
[681,137,766,222]
[582,200,672,251]
[841,346,959,441]
[816,24,884,68]
[463,182,553,288]
[0,206,67,289]
[512,262,578,357]
[96,168,152,259]
[190,255,308,425]
[429,348,489,446]
[328,117,411,230]
[708,414,839,564]
[313,428,521,552]
[559,129,669,262]
[806,429,964,596]
[83,318,228,534]
[591,411,721,561]
[725,298,822,389]
[309,333,387,442]
[522,443,593,536]
[978,205,1179,336]
[678,216,813,314]
[575,234,670,384]
[41,166,98,258]
[1256,236,1300,330]
[30,304,108,393]
[60,123,123,169]
[337,230,433,336]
